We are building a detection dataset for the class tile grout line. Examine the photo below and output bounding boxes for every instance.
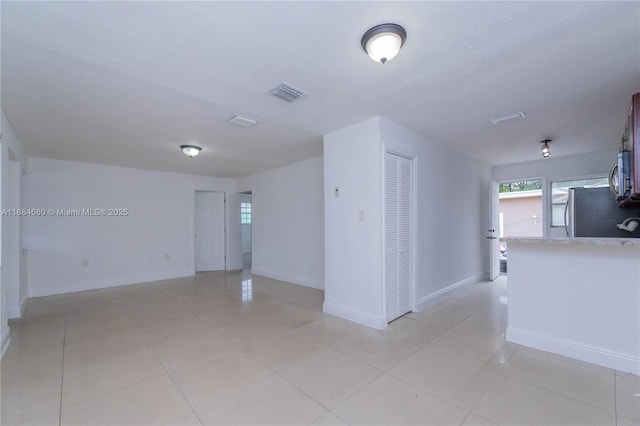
[117,285,209,425]
[613,371,618,425]
[457,342,520,425]
[147,348,206,426]
[58,295,68,426]
[500,364,619,416]
[239,339,338,413]
[225,319,384,417]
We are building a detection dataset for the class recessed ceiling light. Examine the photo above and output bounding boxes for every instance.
[229,114,259,128]
[491,111,526,125]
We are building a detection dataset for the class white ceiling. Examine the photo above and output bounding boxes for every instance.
[2,1,639,178]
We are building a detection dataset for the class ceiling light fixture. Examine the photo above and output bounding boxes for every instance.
[229,114,259,128]
[180,145,201,158]
[491,112,526,125]
[361,23,407,64]
[540,139,551,158]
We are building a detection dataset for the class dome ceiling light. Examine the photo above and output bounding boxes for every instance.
[180,145,202,158]
[361,23,407,64]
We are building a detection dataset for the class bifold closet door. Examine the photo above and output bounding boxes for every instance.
[384,152,413,322]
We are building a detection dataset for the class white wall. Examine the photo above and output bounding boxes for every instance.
[236,157,324,290]
[323,117,491,329]
[23,157,237,297]
[380,118,492,303]
[493,150,617,237]
[1,110,27,356]
[324,117,385,328]
[507,240,640,374]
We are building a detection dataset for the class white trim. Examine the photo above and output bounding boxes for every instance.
[412,153,418,313]
[507,327,640,375]
[29,268,194,298]
[498,189,542,199]
[7,304,21,319]
[482,269,491,281]
[323,301,387,330]
[6,291,28,319]
[251,269,323,290]
[416,273,484,311]
[1,326,10,358]
[19,291,28,315]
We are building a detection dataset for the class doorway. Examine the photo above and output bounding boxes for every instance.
[194,191,225,272]
[239,192,252,271]
[494,179,544,275]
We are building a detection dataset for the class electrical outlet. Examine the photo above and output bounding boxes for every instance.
[358,210,365,222]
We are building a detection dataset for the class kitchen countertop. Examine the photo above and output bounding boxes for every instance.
[502,237,640,246]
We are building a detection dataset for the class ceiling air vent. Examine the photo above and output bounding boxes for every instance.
[268,81,308,103]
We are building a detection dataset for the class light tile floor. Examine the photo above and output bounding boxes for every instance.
[1,272,638,425]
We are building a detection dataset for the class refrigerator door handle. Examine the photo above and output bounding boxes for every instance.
[564,199,570,237]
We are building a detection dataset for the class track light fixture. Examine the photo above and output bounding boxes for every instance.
[540,139,551,158]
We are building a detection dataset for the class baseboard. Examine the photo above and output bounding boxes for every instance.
[1,326,11,358]
[251,268,323,290]
[30,268,195,298]
[6,304,21,319]
[228,263,244,271]
[507,327,639,375]
[417,273,484,311]
[20,292,28,315]
[323,301,387,330]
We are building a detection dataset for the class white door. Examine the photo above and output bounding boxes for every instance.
[385,152,413,322]
[489,181,500,280]
[195,191,226,271]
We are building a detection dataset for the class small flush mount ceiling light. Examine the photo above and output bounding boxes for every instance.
[229,114,259,128]
[180,144,202,158]
[540,139,551,158]
[361,23,407,64]
[491,111,526,125]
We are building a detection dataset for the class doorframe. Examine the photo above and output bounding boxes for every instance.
[193,190,227,273]
[239,191,252,270]
[489,181,500,281]
[381,148,418,322]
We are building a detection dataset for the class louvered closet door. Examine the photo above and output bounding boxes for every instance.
[385,152,413,322]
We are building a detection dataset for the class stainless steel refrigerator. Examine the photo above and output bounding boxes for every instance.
[565,187,640,237]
